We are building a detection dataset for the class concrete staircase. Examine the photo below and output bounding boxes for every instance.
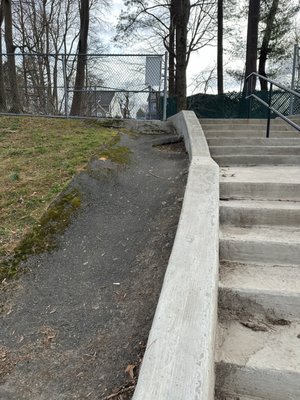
[203,118,300,166]
[201,118,300,400]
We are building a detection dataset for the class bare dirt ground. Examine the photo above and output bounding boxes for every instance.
[0,133,188,400]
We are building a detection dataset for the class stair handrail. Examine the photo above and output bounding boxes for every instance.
[245,72,300,138]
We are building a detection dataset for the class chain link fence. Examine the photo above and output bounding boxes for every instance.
[0,53,167,120]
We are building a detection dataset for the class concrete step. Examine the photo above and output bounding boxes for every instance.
[200,118,279,125]
[202,124,290,132]
[215,320,300,400]
[220,199,300,226]
[213,154,300,166]
[219,261,300,320]
[207,138,300,147]
[204,130,299,138]
[216,393,266,400]
[290,115,300,123]
[210,146,300,156]
[220,225,300,265]
[220,166,300,201]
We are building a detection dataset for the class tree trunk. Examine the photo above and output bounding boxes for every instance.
[70,0,89,116]
[168,2,175,97]
[243,0,261,93]
[52,54,58,113]
[258,0,279,91]
[43,1,53,114]
[3,0,22,113]
[18,0,28,110]
[0,1,6,112]
[174,0,190,111]
[217,0,224,95]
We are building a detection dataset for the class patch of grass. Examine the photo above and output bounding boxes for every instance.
[104,145,131,163]
[0,115,127,279]
[9,171,20,181]
[97,133,132,164]
[0,266,19,282]
[99,144,132,164]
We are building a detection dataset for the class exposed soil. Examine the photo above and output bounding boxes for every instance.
[0,132,188,400]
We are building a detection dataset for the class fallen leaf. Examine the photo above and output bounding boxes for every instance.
[0,347,8,361]
[18,335,24,343]
[39,326,57,343]
[125,364,135,380]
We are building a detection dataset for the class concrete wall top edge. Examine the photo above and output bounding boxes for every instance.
[169,110,211,159]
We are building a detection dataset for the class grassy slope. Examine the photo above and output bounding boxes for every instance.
[0,116,121,266]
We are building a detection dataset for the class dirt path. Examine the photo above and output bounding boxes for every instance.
[0,132,188,400]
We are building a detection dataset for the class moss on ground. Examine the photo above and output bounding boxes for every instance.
[97,133,132,164]
[0,189,82,282]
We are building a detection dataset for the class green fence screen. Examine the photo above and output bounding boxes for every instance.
[166,90,299,119]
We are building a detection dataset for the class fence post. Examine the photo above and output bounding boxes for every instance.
[163,51,168,121]
[94,85,97,117]
[290,44,298,115]
[266,82,273,138]
[62,54,69,118]
[247,76,252,119]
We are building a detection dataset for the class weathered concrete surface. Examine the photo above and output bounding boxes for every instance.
[204,130,300,138]
[207,137,300,146]
[202,118,300,400]
[216,321,300,400]
[214,154,300,166]
[219,261,300,319]
[220,225,300,265]
[210,145,300,155]
[200,118,289,126]
[220,166,300,183]
[170,111,210,159]
[0,132,188,400]
[133,111,219,400]
[201,123,291,131]
[203,118,300,167]
[220,166,300,201]
[220,199,300,226]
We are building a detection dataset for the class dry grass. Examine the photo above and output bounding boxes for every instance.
[0,116,119,264]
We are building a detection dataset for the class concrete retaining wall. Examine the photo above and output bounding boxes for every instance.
[132,111,219,400]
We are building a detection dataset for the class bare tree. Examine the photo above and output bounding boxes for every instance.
[192,64,217,94]
[173,0,190,110]
[6,0,108,115]
[116,1,176,96]
[258,0,300,90]
[229,0,299,92]
[243,0,260,92]
[70,0,90,116]
[118,91,135,118]
[3,0,22,112]
[12,0,82,113]
[116,0,217,110]
[258,0,279,90]
[217,0,223,94]
[0,0,6,111]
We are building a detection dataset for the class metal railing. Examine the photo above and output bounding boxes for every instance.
[246,72,300,137]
